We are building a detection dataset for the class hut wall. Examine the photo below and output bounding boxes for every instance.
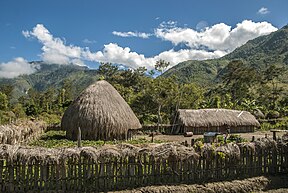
[184,125,255,135]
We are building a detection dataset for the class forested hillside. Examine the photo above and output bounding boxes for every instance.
[163,24,288,85]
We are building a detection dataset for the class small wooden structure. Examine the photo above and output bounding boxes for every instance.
[175,108,260,135]
[203,132,220,143]
[270,129,288,140]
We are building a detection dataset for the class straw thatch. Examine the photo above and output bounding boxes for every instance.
[61,80,141,140]
[177,109,260,134]
[0,120,47,145]
[0,143,200,164]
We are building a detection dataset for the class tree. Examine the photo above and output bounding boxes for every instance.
[258,64,285,111]
[97,62,119,79]
[0,84,13,99]
[12,103,26,118]
[155,59,170,74]
[0,92,8,111]
[220,60,260,105]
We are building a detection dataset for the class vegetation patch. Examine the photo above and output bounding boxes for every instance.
[29,130,165,148]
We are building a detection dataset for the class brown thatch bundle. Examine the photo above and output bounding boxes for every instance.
[116,143,140,157]
[178,108,260,128]
[0,120,46,145]
[0,144,19,160]
[0,143,200,164]
[61,80,141,141]
[201,143,216,160]
[238,142,256,153]
[216,143,241,160]
[282,133,288,142]
[253,138,277,153]
[150,143,199,161]
[238,138,277,154]
[58,148,81,162]
[14,146,59,164]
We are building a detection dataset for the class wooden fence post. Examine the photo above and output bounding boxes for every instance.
[77,127,81,148]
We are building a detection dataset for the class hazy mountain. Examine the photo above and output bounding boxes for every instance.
[0,62,99,103]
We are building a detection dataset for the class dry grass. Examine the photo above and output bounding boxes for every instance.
[3,137,285,165]
[0,120,47,145]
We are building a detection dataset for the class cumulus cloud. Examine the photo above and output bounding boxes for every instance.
[82,38,97,44]
[83,43,156,69]
[20,21,277,72]
[112,31,152,39]
[83,43,227,70]
[258,7,270,15]
[155,49,226,65]
[0,58,37,78]
[23,24,83,65]
[155,20,277,53]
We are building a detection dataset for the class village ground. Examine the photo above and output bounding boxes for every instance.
[112,175,288,193]
[135,130,287,144]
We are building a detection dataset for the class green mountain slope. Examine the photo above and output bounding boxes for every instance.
[163,24,288,85]
[0,62,99,103]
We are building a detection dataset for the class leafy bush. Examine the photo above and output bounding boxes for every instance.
[266,110,280,119]
[217,134,247,144]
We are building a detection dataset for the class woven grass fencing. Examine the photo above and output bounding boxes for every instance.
[0,139,287,192]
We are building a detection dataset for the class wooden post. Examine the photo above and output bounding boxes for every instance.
[272,131,277,141]
[184,140,188,147]
[78,127,82,148]
[0,160,3,191]
[157,104,162,132]
[191,139,195,146]
[251,136,255,142]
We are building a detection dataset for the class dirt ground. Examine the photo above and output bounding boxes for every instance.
[111,175,288,193]
[135,130,287,144]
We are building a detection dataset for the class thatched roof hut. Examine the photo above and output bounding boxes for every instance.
[61,80,141,140]
[176,109,260,134]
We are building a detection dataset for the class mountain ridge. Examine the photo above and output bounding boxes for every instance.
[0,62,99,103]
[163,24,288,85]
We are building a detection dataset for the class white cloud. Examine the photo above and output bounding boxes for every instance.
[258,7,270,15]
[83,43,156,69]
[155,20,277,52]
[20,21,277,73]
[155,49,227,65]
[112,31,152,39]
[83,38,97,44]
[0,58,37,78]
[23,24,83,65]
[83,43,226,70]
[22,30,30,38]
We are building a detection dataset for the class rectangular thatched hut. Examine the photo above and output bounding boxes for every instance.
[175,109,260,134]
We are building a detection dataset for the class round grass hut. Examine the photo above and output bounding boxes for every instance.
[61,80,141,140]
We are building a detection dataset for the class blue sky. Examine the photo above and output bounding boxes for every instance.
[0,0,287,78]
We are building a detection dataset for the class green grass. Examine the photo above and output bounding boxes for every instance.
[29,130,165,148]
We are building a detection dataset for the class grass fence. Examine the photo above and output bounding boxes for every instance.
[0,141,287,192]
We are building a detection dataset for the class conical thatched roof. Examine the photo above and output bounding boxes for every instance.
[178,109,260,128]
[61,80,141,140]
